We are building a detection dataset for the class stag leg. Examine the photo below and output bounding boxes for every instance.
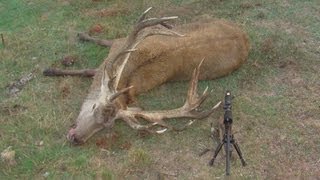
[43,68,96,77]
[78,32,113,47]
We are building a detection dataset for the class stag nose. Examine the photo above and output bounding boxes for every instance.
[67,128,83,145]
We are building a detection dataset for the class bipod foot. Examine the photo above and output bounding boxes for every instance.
[209,141,224,166]
[233,139,247,167]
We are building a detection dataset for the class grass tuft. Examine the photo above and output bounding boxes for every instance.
[126,148,152,169]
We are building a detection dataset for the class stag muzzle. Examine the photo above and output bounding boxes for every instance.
[67,127,84,145]
[67,119,106,145]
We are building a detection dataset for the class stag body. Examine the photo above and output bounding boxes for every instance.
[67,8,249,144]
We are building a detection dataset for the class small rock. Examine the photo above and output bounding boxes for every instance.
[36,140,44,146]
[43,172,50,178]
[1,146,17,166]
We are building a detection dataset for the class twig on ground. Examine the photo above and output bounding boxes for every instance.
[1,33,5,47]
[43,68,96,77]
[156,170,178,177]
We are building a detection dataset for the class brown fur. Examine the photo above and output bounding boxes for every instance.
[91,19,249,105]
[67,19,250,144]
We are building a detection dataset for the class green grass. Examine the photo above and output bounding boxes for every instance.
[1,0,320,178]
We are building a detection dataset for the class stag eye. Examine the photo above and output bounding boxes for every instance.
[92,104,96,111]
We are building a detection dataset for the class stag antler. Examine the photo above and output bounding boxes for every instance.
[100,8,220,133]
[116,59,222,133]
[105,7,184,90]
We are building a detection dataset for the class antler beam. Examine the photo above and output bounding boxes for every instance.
[105,7,184,90]
[117,59,222,133]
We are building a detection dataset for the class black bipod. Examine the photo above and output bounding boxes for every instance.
[200,91,246,176]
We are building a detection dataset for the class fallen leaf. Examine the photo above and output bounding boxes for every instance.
[1,146,17,166]
[61,55,77,66]
[89,24,104,34]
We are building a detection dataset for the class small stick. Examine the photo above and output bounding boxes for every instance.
[1,33,5,47]
[43,68,96,77]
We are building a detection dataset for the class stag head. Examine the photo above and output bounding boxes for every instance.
[67,7,182,144]
[67,65,133,144]
[67,7,221,145]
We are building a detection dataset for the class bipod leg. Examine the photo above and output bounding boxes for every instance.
[225,132,231,175]
[209,141,224,166]
[233,141,247,166]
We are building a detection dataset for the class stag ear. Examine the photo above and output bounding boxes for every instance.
[99,65,110,105]
[108,75,116,92]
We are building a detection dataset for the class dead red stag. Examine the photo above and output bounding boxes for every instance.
[45,7,250,144]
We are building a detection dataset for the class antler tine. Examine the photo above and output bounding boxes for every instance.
[122,116,168,134]
[105,48,138,78]
[186,58,204,107]
[121,114,194,134]
[143,28,185,38]
[183,59,222,117]
[108,86,133,102]
[137,7,174,30]
[131,16,179,37]
[99,65,110,104]
[160,119,197,132]
[130,6,180,38]
[192,101,222,119]
[111,48,137,64]
[160,22,173,29]
[191,86,210,109]
[105,7,182,85]
[137,7,153,23]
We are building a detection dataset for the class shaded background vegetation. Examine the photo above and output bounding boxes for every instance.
[0,0,319,179]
